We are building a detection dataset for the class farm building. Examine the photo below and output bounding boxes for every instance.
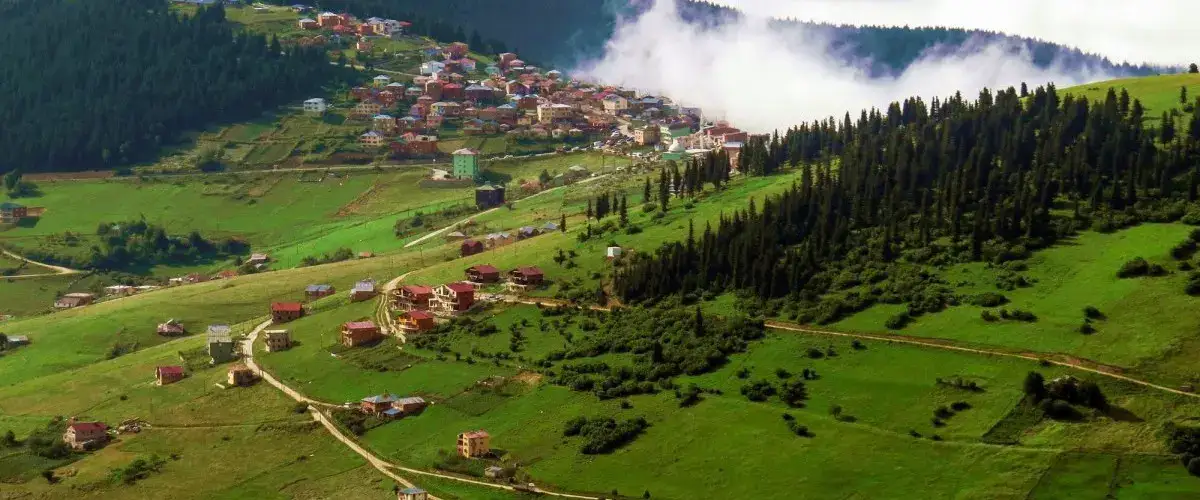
[264,329,291,352]
[457,430,491,458]
[63,422,108,451]
[156,366,185,386]
[398,487,429,500]
[397,310,436,335]
[54,293,95,309]
[271,302,305,323]
[606,246,622,259]
[156,319,186,336]
[227,365,256,387]
[465,264,501,283]
[395,285,434,310]
[341,321,382,347]
[361,394,428,418]
[350,280,378,302]
[305,284,336,300]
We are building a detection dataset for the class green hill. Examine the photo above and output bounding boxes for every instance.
[1061,72,1200,125]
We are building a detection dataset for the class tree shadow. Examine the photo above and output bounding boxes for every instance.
[15,217,39,228]
[1105,405,1144,423]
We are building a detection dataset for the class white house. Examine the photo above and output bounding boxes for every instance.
[373,75,392,87]
[419,61,446,76]
[606,246,623,259]
[303,98,327,114]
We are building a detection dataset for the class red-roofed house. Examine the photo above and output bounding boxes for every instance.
[156,365,185,385]
[465,264,501,283]
[63,422,108,450]
[460,239,484,257]
[271,302,305,323]
[431,282,475,316]
[398,310,436,335]
[508,267,545,289]
[341,321,382,347]
[395,285,434,310]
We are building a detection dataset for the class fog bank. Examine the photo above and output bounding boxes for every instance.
[576,0,1117,133]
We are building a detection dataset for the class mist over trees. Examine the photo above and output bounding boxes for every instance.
[0,0,346,174]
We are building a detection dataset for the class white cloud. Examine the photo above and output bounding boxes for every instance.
[711,0,1199,66]
[576,0,1116,133]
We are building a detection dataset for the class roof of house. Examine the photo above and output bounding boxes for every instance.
[452,148,479,156]
[445,282,475,294]
[344,321,377,330]
[272,302,304,312]
[68,422,108,433]
[461,239,482,247]
[306,284,333,292]
[362,131,381,138]
[468,264,500,274]
[401,284,434,295]
[383,407,403,416]
[514,266,544,277]
[353,281,376,292]
[7,335,29,343]
[157,365,184,376]
[361,394,396,404]
[207,325,231,335]
[396,396,426,405]
[542,222,558,230]
[461,430,490,439]
[447,231,467,238]
[403,310,434,320]
[400,488,427,495]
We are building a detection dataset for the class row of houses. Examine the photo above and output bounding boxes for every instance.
[458,221,557,257]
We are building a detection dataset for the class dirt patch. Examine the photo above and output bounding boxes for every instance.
[334,183,380,217]
[512,370,543,386]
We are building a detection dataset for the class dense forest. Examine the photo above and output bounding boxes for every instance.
[0,0,347,173]
[615,83,1200,324]
[283,0,1162,76]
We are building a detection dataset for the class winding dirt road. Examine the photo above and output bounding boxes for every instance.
[1,249,80,279]
[240,318,601,499]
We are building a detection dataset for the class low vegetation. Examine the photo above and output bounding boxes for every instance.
[562,416,649,454]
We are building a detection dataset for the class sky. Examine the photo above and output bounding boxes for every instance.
[577,0,1122,133]
[710,0,1199,66]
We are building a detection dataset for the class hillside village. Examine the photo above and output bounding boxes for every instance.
[7,2,1200,500]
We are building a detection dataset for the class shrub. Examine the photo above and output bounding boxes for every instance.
[1083,306,1104,320]
[779,379,809,408]
[1117,257,1150,278]
[291,403,308,414]
[1007,309,1038,322]
[950,401,971,411]
[740,380,776,402]
[805,347,825,359]
[774,368,791,379]
[980,310,998,322]
[884,312,911,330]
[786,421,812,437]
[1039,399,1081,420]
[851,339,866,350]
[971,292,1008,307]
[1079,321,1096,335]
[735,367,750,379]
[562,416,649,454]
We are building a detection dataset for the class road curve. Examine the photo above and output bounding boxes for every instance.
[241,318,602,499]
[1,249,80,277]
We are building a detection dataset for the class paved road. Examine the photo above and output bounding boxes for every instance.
[241,318,600,499]
[403,174,610,249]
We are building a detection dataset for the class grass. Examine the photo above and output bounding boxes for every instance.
[1062,73,1200,126]
[0,273,104,317]
[835,223,1200,385]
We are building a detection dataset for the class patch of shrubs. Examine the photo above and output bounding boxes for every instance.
[1022,371,1108,421]
[1117,257,1168,278]
[785,419,812,437]
[1079,321,1096,335]
[998,308,1038,322]
[1083,306,1104,320]
[884,312,912,330]
[778,379,809,408]
[936,377,984,392]
[1164,422,1200,476]
[740,380,776,402]
[562,416,649,454]
[1186,272,1200,296]
[970,292,1009,307]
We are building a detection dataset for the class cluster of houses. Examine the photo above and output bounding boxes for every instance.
[456,221,558,258]
[388,264,544,337]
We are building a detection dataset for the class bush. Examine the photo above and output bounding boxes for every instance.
[884,312,911,330]
[786,421,812,437]
[740,380,776,402]
[291,402,308,414]
[950,401,971,411]
[1083,306,1104,320]
[1117,257,1150,278]
[562,416,649,454]
[1039,399,1081,420]
[980,310,998,322]
[778,379,809,408]
[971,292,1008,307]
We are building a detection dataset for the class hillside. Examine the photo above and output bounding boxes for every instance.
[0,0,349,173]
[284,0,1164,76]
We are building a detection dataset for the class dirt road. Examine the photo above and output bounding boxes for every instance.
[1,249,80,279]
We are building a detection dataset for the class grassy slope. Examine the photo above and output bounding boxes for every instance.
[1061,73,1200,125]
[836,224,1200,385]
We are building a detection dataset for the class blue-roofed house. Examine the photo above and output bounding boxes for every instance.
[350,279,378,302]
[398,487,429,500]
[360,394,428,417]
[305,284,335,300]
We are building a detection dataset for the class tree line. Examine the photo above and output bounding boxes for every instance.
[616,83,1200,320]
[0,0,348,174]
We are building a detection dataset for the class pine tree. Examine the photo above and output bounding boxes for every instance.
[658,168,670,212]
[559,213,566,232]
[586,199,593,219]
[619,195,628,226]
[1183,86,1190,105]
[643,177,652,203]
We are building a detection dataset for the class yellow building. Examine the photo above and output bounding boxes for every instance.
[634,126,660,146]
[457,430,491,458]
[536,103,574,124]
